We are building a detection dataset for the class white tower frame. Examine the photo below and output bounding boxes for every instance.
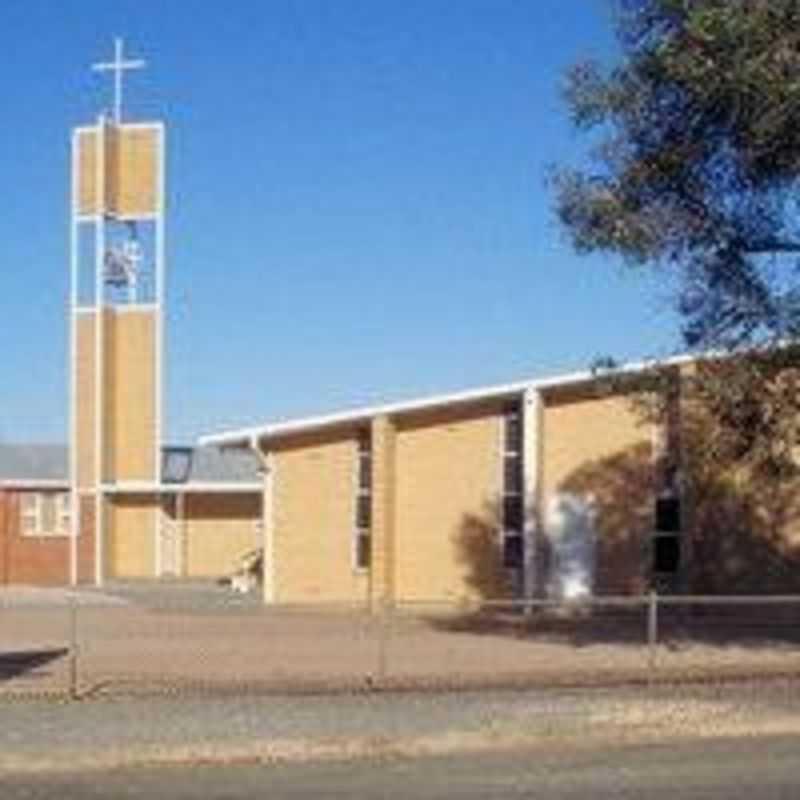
[69,41,165,586]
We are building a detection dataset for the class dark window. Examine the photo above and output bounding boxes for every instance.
[162,447,193,483]
[503,534,524,569]
[356,494,371,529]
[503,495,523,531]
[354,429,372,571]
[504,412,522,453]
[358,454,371,491]
[655,496,681,532]
[356,531,371,570]
[504,456,522,495]
[501,402,524,570]
[357,430,371,454]
[653,535,680,573]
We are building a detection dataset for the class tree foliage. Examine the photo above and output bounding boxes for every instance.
[556,0,800,349]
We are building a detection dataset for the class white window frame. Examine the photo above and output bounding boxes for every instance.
[20,492,72,538]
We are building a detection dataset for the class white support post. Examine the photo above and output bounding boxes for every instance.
[69,130,80,587]
[154,123,165,485]
[252,437,275,604]
[522,387,542,602]
[177,491,185,578]
[154,492,162,578]
[93,116,107,588]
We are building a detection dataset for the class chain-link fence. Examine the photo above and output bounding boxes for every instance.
[1,586,799,697]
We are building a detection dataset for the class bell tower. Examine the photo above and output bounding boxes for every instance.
[69,39,165,584]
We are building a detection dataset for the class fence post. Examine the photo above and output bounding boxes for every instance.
[647,590,658,676]
[68,595,79,700]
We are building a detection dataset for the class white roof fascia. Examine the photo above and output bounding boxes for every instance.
[100,482,262,494]
[165,482,262,493]
[198,352,697,449]
[0,479,70,490]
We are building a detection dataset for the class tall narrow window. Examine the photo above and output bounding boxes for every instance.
[20,493,39,536]
[502,403,524,568]
[652,491,681,574]
[59,493,72,534]
[354,429,372,570]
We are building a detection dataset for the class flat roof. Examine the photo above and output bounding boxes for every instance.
[199,352,695,449]
[0,444,261,486]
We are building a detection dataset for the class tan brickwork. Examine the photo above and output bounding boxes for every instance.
[106,494,157,578]
[75,309,157,487]
[75,128,99,216]
[106,310,157,482]
[393,402,506,602]
[75,124,160,217]
[183,493,260,578]
[271,428,369,603]
[540,387,655,594]
[111,125,160,217]
[77,495,96,584]
[369,415,396,606]
[75,313,98,490]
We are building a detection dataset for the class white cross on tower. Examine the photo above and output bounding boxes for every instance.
[92,37,146,124]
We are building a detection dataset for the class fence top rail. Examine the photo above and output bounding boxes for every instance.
[2,593,800,612]
[394,598,644,610]
[656,595,800,605]
[390,594,800,611]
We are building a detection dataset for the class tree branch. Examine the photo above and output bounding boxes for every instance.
[741,241,800,255]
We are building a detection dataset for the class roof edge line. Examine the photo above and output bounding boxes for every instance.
[198,351,697,448]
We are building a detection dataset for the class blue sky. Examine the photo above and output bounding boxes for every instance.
[0,1,681,445]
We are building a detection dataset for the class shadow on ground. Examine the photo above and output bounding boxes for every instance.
[0,648,68,681]
[423,606,800,650]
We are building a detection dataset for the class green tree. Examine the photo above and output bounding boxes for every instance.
[556,0,800,350]
[557,0,800,482]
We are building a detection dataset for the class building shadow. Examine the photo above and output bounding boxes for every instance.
[0,647,69,681]
[428,432,800,648]
[454,500,514,601]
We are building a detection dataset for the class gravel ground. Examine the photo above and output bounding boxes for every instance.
[0,586,129,608]
[4,735,800,799]
[0,681,799,774]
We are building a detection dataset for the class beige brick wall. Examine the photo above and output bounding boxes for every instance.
[75,124,160,217]
[369,416,396,606]
[540,388,655,594]
[272,428,369,604]
[111,125,160,217]
[107,494,157,578]
[106,310,158,483]
[263,389,656,604]
[75,128,99,216]
[74,309,157,487]
[75,313,97,490]
[183,493,260,578]
[393,402,506,602]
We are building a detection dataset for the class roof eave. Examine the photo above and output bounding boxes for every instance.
[198,351,698,449]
